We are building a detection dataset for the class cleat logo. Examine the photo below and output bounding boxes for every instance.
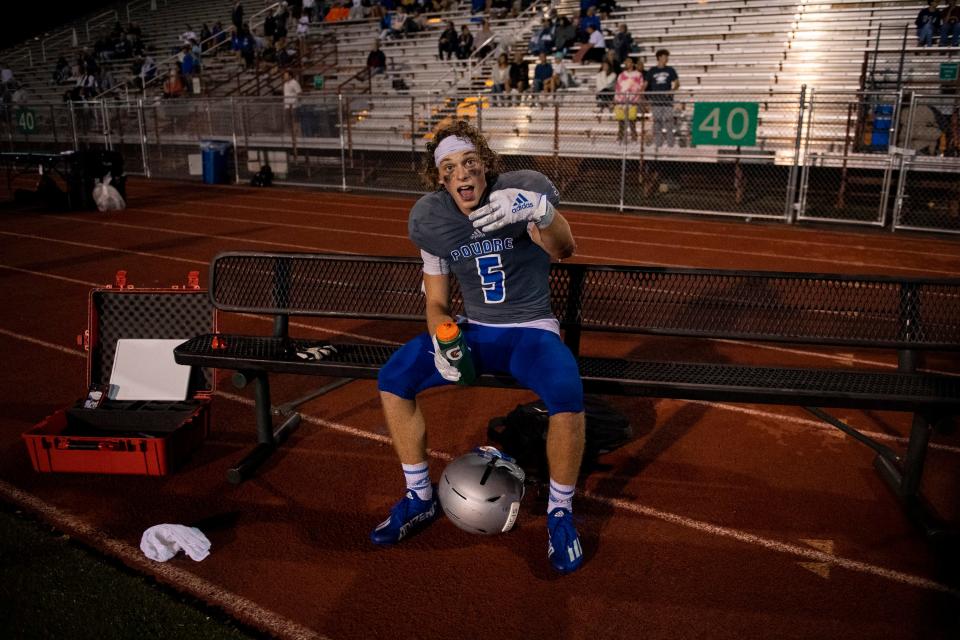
[511,193,534,215]
[397,503,436,540]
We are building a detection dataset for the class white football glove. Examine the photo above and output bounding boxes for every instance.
[468,188,556,233]
[430,334,461,382]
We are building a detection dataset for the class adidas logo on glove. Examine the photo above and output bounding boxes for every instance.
[511,193,535,215]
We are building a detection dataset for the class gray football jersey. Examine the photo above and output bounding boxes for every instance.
[409,170,561,324]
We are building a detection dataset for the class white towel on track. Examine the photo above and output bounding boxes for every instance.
[140,524,211,562]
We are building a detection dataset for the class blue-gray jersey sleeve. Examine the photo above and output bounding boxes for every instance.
[491,170,560,208]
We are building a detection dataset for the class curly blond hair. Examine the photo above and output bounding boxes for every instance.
[420,120,504,190]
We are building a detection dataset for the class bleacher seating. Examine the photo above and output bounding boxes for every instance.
[0,0,956,160]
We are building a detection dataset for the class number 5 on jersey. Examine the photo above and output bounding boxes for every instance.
[476,254,505,303]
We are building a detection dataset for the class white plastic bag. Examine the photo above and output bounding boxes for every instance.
[92,174,126,212]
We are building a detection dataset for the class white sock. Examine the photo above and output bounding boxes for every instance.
[547,479,575,514]
[402,462,432,501]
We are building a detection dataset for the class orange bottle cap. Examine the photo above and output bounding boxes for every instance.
[435,322,460,342]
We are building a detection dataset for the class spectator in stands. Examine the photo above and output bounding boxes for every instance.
[611,23,632,62]
[297,15,310,37]
[578,24,606,63]
[265,10,277,39]
[200,24,213,50]
[597,0,616,20]
[239,25,256,68]
[941,0,960,46]
[387,5,418,35]
[458,25,475,59]
[529,18,555,55]
[162,68,185,98]
[139,52,157,86]
[439,21,458,59]
[76,68,98,98]
[283,69,302,111]
[211,22,226,53]
[11,82,29,104]
[554,15,576,55]
[916,1,942,46]
[602,49,621,75]
[580,6,601,39]
[367,40,387,75]
[232,1,244,31]
[1,65,15,88]
[471,0,485,13]
[614,56,644,142]
[508,50,529,104]
[349,0,367,21]
[180,47,198,92]
[490,0,512,19]
[552,51,574,90]
[181,25,199,47]
[53,57,70,84]
[594,59,616,111]
[533,52,555,95]
[475,19,495,58]
[645,49,679,147]
[580,0,597,18]
[491,52,510,104]
[326,1,351,22]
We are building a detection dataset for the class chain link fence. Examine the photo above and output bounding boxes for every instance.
[1,91,958,236]
[891,93,960,234]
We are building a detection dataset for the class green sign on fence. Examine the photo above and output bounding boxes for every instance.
[940,62,959,82]
[14,108,37,134]
[691,102,758,147]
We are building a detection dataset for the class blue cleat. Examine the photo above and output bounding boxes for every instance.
[547,508,584,574]
[370,489,439,545]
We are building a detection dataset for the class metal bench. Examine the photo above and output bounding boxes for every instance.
[174,251,960,536]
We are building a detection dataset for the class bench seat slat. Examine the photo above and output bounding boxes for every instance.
[175,335,960,412]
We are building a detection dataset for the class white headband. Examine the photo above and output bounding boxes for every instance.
[434,136,477,167]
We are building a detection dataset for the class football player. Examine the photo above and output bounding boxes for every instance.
[372,120,586,574]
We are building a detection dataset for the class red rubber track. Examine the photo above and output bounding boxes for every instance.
[1,177,959,640]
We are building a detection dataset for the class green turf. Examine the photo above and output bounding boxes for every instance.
[0,505,257,640]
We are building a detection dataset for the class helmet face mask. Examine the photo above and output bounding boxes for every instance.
[438,447,526,535]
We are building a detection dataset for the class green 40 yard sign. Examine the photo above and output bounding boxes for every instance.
[691,102,758,147]
[14,108,37,134]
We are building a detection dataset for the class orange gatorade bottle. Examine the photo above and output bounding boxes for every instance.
[435,322,476,385]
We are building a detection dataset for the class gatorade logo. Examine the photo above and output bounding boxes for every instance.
[511,193,534,215]
[444,347,463,362]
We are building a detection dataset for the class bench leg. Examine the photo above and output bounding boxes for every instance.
[227,372,301,484]
[806,408,953,540]
[873,413,953,540]
[226,373,354,484]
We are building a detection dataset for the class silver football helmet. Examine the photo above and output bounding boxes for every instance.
[438,446,526,535]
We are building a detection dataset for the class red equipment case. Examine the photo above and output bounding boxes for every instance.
[23,271,216,476]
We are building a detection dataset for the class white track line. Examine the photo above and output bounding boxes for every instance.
[151,191,960,262]
[43,216,353,255]
[140,204,960,276]
[215,391,959,599]
[0,231,206,265]
[0,480,327,640]
[39,204,960,276]
[3,321,954,598]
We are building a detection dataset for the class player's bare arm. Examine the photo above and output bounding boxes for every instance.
[529,213,576,260]
[423,272,454,335]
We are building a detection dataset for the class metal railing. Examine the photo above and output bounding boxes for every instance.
[2,89,958,235]
[40,28,78,63]
[86,10,120,43]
